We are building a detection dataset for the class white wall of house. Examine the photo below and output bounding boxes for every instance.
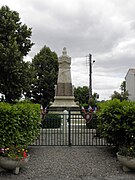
[125,69,135,101]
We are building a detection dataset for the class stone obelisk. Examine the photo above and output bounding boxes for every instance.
[50,47,79,110]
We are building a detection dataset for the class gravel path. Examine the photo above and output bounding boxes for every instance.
[0,146,135,180]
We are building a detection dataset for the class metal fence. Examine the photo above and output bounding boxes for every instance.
[31,109,111,146]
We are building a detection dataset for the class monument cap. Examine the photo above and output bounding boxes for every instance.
[62,47,67,56]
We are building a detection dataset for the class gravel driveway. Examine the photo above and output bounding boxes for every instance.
[0,146,135,180]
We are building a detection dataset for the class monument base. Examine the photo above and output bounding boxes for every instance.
[50,96,79,110]
[49,96,85,125]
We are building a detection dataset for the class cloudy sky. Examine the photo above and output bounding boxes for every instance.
[1,0,135,101]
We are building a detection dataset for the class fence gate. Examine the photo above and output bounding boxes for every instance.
[32,110,109,146]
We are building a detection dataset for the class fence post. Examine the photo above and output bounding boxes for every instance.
[68,110,71,146]
[63,110,68,134]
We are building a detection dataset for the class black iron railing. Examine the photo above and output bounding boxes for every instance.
[31,109,112,146]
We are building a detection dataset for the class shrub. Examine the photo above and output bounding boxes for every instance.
[97,99,135,147]
[0,102,40,148]
[42,113,61,128]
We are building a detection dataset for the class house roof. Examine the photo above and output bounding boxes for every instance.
[125,68,135,79]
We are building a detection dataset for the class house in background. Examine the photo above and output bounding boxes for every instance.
[125,68,135,101]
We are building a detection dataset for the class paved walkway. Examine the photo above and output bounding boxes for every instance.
[0,146,135,180]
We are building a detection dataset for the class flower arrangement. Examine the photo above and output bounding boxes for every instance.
[118,145,135,158]
[118,132,135,158]
[0,145,28,160]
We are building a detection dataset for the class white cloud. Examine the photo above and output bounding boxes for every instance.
[0,0,135,101]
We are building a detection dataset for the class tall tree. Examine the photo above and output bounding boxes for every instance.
[74,86,89,105]
[120,81,126,93]
[111,81,129,101]
[28,46,58,107]
[0,6,34,103]
[111,91,122,100]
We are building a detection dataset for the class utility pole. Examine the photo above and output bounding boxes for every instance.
[89,53,92,100]
[89,53,95,101]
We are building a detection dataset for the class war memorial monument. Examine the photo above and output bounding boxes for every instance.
[50,47,79,110]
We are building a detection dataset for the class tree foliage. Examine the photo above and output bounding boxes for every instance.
[0,6,34,103]
[111,81,129,101]
[120,81,126,93]
[27,46,58,107]
[74,86,89,105]
[74,86,99,108]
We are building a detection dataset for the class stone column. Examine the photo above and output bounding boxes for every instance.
[56,47,73,96]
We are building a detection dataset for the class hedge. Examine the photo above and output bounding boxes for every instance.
[0,102,41,148]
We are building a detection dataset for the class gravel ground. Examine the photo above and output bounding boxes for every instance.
[0,146,135,180]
